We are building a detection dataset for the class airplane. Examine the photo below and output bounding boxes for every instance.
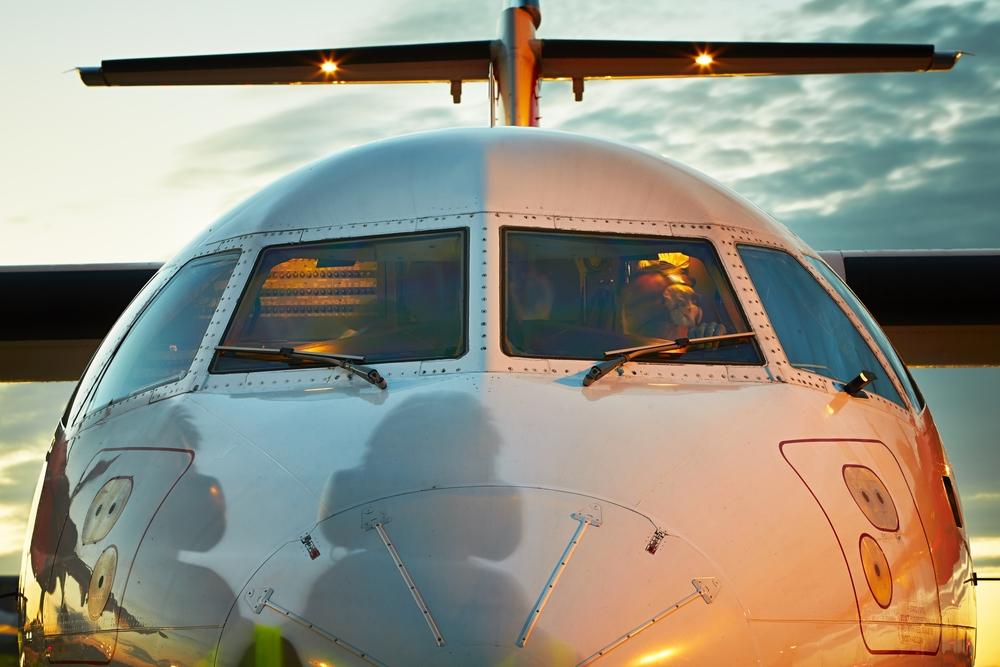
[10,0,993,664]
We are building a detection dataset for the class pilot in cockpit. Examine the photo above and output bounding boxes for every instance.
[621,254,727,341]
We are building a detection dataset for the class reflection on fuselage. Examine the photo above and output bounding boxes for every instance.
[18,128,976,666]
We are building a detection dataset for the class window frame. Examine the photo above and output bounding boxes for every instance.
[211,227,470,374]
[806,256,925,412]
[74,250,243,426]
[737,244,914,411]
[500,226,764,366]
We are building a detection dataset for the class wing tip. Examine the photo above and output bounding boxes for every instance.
[78,66,109,86]
[929,51,963,71]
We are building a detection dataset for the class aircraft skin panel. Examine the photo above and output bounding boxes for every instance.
[16,128,977,665]
[781,439,942,654]
[31,448,193,663]
[22,368,972,663]
[911,407,977,628]
[219,488,755,665]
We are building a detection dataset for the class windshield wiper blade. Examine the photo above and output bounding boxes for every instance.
[582,331,757,387]
[215,345,387,390]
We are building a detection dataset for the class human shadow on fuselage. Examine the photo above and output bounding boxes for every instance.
[107,401,286,666]
[109,401,303,666]
[28,400,262,665]
[302,392,553,664]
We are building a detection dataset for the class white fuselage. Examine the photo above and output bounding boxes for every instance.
[19,128,976,666]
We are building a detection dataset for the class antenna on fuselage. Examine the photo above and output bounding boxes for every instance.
[77,0,962,128]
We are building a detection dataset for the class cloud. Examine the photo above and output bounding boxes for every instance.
[968,492,1000,503]
[351,1,494,44]
[972,536,1000,561]
[167,86,483,191]
[0,460,43,505]
[0,383,74,563]
[0,504,31,558]
[553,2,1000,251]
[801,0,918,14]
[0,383,74,451]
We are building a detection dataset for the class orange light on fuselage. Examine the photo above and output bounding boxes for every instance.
[635,647,679,665]
[320,60,338,74]
[695,53,714,67]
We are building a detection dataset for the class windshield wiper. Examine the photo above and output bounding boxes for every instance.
[582,331,757,387]
[215,345,387,390]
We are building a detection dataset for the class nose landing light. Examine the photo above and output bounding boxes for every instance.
[859,534,893,608]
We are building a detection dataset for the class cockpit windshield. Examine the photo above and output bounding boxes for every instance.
[503,230,761,364]
[214,230,466,372]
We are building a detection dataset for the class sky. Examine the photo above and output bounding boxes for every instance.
[1,0,998,661]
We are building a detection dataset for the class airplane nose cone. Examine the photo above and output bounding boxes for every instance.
[221,487,755,665]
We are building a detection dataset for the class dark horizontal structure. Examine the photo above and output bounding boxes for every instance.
[79,40,959,88]
[1,251,998,381]
[819,250,1000,368]
[540,40,957,78]
[0,263,159,382]
[80,41,493,86]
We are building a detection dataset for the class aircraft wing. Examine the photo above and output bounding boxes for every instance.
[79,41,493,86]
[540,40,960,79]
[78,40,960,88]
[1,252,996,382]
[0,263,160,383]
[818,250,999,368]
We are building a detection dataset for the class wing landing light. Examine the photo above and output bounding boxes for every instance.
[77,1,962,126]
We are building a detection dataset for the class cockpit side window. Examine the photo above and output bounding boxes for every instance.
[503,230,761,364]
[86,252,239,410]
[807,257,923,410]
[738,246,904,406]
[214,229,467,371]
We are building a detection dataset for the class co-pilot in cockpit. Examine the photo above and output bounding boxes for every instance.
[619,254,727,342]
[504,229,760,366]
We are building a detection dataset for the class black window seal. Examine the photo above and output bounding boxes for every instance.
[942,475,964,528]
[500,226,765,366]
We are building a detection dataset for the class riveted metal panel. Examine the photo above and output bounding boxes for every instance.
[78,249,245,426]
[720,231,913,421]
[486,213,783,386]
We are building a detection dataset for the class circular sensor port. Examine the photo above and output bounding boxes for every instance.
[88,545,118,620]
[843,465,898,531]
[859,534,892,608]
[82,477,133,545]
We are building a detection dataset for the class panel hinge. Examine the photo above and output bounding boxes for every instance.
[247,587,273,614]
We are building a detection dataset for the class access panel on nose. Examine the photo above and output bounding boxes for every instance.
[782,439,942,655]
[223,487,756,666]
[39,448,192,664]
